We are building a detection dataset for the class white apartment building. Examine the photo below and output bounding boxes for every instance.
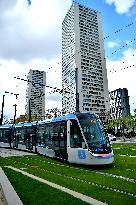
[25,69,46,119]
[62,2,110,115]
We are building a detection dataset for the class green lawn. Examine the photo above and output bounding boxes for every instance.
[3,167,89,205]
[0,143,136,205]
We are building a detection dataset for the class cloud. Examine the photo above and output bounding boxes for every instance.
[0,0,72,63]
[0,0,72,119]
[107,41,119,48]
[105,0,135,14]
[107,48,136,113]
[0,0,17,14]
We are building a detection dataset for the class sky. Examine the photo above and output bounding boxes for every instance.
[0,0,136,120]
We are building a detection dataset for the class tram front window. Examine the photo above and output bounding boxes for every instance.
[77,113,111,154]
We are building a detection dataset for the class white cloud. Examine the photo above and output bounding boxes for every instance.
[0,0,72,62]
[107,41,119,48]
[107,48,136,113]
[105,0,135,14]
[0,0,72,120]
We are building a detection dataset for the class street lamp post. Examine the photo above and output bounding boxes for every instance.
[13,104,17,124]
[0,95,5,125]
[28,98,31,122]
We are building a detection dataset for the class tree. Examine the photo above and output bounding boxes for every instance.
[105,114,136,138]
[11,114,42,124]
[3,115,10,124]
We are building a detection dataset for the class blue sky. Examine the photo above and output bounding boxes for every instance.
[0,0,136,120]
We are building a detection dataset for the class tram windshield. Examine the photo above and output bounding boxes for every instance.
[76,113,111,154]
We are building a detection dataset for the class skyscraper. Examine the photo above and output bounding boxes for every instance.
[25,69,46,119]
[62,2,109,115]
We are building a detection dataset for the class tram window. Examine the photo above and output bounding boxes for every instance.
[0,131,2,141]
[3,130,9,142]
[37,125,54,148]
[37,122,67,149]
[52,122,67,149]
[37,125,46,145]
[82,124,99,143]
[16,128,25,144]
[0,130,8,142]
[70,120,84,148]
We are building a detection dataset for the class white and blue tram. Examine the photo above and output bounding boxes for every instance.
[0,113,114,165]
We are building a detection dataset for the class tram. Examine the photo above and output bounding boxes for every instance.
[0,112,114,165]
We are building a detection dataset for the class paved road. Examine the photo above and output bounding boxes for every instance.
[0,148,36,158]
[112,137,136,144]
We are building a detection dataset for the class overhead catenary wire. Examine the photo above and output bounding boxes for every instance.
[14,76,75,97]
[104,19,136,40]
[1,14,136,119]
[109,64,135,74]
[106,37,136,58]
[2,20,135,101]
[12,74,76,116]
[20,20,135,76]
[21,33,136,80]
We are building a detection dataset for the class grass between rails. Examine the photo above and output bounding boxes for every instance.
[95,155,136,179]
[3,167,89,205]
[1,151,135,181]
[0,143,136,205]
[2,161,136,205]
[112,143,136,150]
[2,155,136,194]
[24,167,135,205]
[112,143,136,156]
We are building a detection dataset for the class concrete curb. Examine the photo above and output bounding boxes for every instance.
[0,167,23,205]
[0,183,7,205]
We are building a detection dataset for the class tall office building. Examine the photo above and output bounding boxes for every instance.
[62,2,109,115]
[110,88,130,119]
[25,69,46,119]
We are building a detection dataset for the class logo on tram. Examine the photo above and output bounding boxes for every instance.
[78,150,86,159]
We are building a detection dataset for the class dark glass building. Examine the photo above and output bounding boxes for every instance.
[110,88,130,119]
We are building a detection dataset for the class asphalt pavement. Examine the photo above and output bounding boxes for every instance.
[112,136,136,144]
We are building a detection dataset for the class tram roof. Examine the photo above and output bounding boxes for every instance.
[9,113,78,128]
[38,113,77,124]
[0,113,98,129]
[50,113,77,122]
[0,124,13,128]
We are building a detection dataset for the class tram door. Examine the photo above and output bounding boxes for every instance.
[67,119,86,163]
[13,128,23,149]
[25,127,35,151]
[13,132,19,148]
[53,122,68,160]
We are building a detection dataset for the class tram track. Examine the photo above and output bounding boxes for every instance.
[5,157,136,199]
[23,155,136,183]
